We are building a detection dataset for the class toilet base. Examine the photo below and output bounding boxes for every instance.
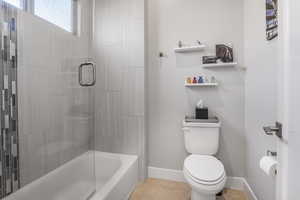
[191,190,216,200]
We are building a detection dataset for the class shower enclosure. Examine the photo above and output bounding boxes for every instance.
[0,0,145,199]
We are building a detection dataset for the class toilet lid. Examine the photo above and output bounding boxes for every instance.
[184,155,225,183]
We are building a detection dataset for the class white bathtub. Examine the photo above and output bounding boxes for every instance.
[91,152,138,200]
[5,151,138,200]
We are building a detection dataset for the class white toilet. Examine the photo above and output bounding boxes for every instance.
[182,121,226,200]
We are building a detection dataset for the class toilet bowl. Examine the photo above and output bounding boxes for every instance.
[182,120,226,200]
[183,155,226,200]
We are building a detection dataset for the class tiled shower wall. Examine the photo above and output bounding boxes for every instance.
[17,0,94,187]
[93,0,145,178]
[0,1,19,197]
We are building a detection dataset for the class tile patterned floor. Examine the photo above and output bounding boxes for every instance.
[130,178,247,200]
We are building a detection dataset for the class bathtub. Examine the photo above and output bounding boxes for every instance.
[5,151,138,200]
[91,152,138,200]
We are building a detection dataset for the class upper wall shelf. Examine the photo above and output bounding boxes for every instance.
[202,62,238,68]
[174,45,206,53]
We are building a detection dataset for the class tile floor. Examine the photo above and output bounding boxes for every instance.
[130,178,247,200]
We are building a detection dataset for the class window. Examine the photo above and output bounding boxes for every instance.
[34,0,74,32]
[3,0,22,8]
[3,0,77,33]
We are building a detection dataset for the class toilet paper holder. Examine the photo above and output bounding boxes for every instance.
[261,151,278,176]
[267,150,278,175]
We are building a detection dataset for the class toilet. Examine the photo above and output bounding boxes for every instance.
[182,120,226,200]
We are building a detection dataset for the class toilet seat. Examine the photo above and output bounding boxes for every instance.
[184,155,225,185]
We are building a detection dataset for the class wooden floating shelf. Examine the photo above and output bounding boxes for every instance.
[202,62,237,68]
[185,83,218,87]
[174,45,206,53]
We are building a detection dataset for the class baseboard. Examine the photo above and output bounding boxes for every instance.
[243,179,258,200]
[225,177,245,190]
[148,166,186,182]
[226,177,258,200]
[148,166,258,200]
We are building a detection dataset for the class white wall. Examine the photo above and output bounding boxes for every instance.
[244,0,278,199]
[147,0,245,177]
[276,0,288,198]
[18,0,93,187]
[286,0,300,199]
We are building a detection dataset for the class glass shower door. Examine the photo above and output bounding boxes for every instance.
[59,57,96,199]
[0,0,96,199]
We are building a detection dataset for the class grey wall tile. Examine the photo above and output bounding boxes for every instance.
[93,0,145,179]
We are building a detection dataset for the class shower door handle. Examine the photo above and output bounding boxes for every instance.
[79,62,96,87]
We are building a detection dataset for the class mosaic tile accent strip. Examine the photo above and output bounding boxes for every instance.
[0,1,20,198]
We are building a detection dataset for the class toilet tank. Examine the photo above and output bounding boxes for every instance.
[182,121,221,155]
